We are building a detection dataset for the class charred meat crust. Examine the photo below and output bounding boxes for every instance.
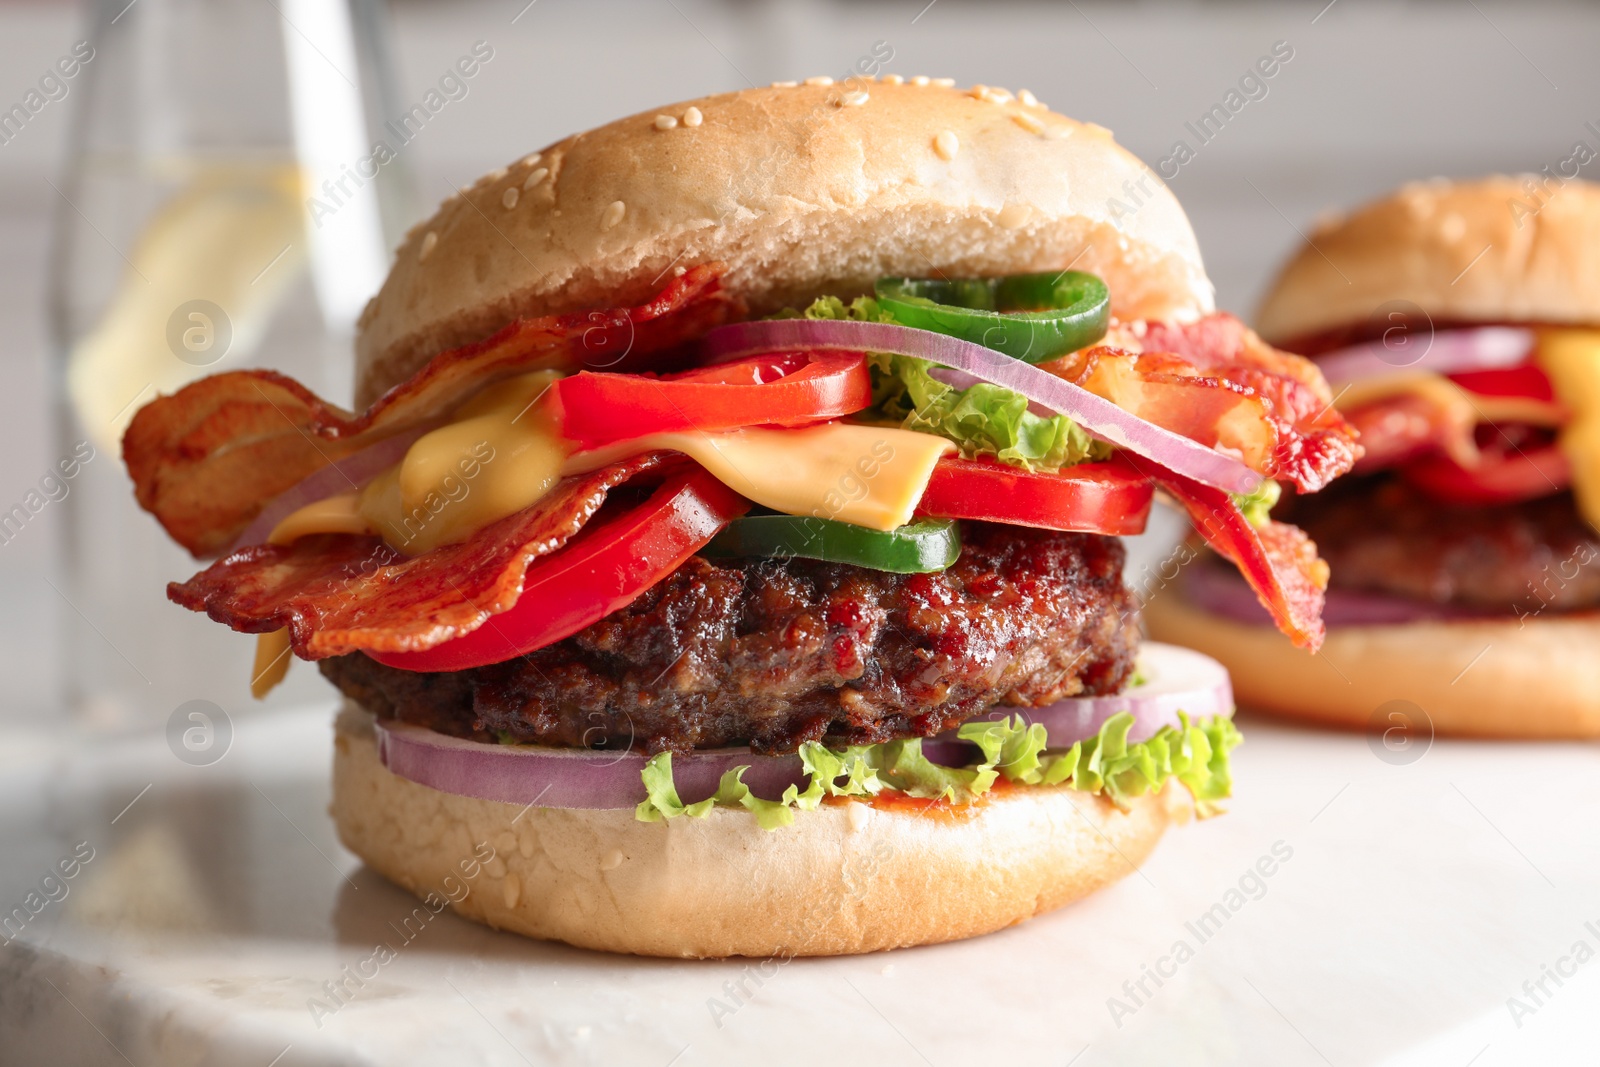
[321,522,1138,755]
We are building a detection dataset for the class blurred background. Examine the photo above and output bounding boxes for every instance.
[2,0,1597,734]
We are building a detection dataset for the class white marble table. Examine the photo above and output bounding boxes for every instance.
[2,702,1596,1067]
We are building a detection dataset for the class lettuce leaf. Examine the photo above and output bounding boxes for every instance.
[635,751,717,821]
[635,712,1242,829]
[960,711,1243,817]
[796,742,883,800]
[867,738,999,801]
[710,767,799,830]
[1232,478,1282,529]
[635,741,886,828]
[779,294,895,325]
[786,295,1108,472]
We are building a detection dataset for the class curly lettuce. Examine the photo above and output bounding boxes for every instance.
[636,712,1242,830]
[958,710,1242,817]
[782,295,1108,472]
[637,743,883,830]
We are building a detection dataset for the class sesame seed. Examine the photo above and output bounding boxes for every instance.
[682,106,703,127]
[997,202,1033,230]
[933,130,959,161]
[520,152,542,167]
[883,74,904,85]
[601,200,626,231]
[772,80,798,88]
[523,167,549,190]
[910,75,930,86]
[654,114,678,130]
[418,231,437,262]
[840,90,869,107]
[932,77,955,87]
[484,166,509,183]
[501,187,519,210]
[1013,112,1045,134]
[1018,88,1038,107]
[804,76,833,86]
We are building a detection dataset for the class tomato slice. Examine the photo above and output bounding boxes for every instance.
[369,468,749,672]
[548,350,871,450]
[1400,441,1570,505]
[1448,363,1555,402]
[913,455,1153,535]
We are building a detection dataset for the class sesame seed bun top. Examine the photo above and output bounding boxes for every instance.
[354,78,1213,405]
[1255,176,1600,347]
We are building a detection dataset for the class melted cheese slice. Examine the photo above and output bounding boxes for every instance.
[367,370,566,555]
[266,493,366,545]
[1337,371,1567,425]
[574,424,956,532]
[251,627,292,699]
[1535,328,1600,531]
[1336,369,1569,467]
[268,411,955,548]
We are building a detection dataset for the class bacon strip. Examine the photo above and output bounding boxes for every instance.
[1129,456,1329,650]
[1053,314,1361,493]
[125,266,735,557]
[1134,315,1329,394]
[167,453,671,659]
[1339,374,1567,475]
[1344,392,1470,472]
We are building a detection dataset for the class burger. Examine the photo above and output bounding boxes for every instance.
[1148,176,1600,738]
[123,79,1357,957]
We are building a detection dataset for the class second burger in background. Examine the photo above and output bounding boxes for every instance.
[1149,176,1600,738]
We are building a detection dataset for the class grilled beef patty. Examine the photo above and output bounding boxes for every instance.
[321,521,1138,755]
[1283,475,1600,612]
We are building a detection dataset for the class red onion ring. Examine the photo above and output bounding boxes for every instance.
[1182,558,1502,627]
[374,722,976,809]
[926,365,1064,422]
[966,642,1233,745]
[223,429,427,554]
[1316,327,1534,386]
[372,643,1233,810]
[700,319,1263,495]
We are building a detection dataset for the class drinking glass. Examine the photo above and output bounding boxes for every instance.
[47,0,416,728]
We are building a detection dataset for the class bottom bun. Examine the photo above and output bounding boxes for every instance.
[331,704,1187,958]
[1145,591,1600,738]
